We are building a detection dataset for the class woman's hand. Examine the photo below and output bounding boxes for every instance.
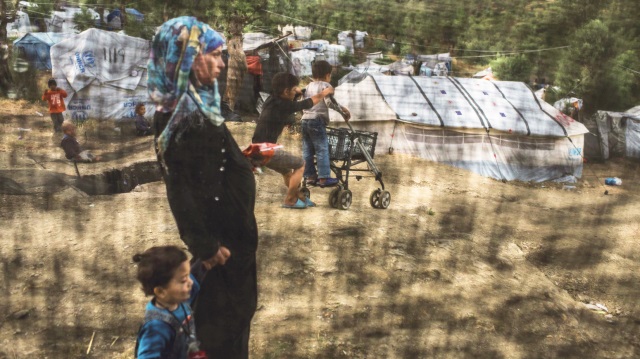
[202,246,231,270]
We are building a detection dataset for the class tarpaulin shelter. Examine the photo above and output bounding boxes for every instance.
[342,60,390,81]
[586,106,640,161]
[337,31,367,54]
[387,60,414,76]
[290,48,317,77]
[50,28,152,121]
[325,44,347,66]
[281,25,312,40]
[329,72,589,182]
[217,33,292,114]
[46,7,100,33]
[12,32,68,70]
[6,11,32,38]
[417,53,452,76]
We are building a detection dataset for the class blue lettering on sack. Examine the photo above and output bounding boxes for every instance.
[569,148,582,156]
[72,111,88,123]
[68,104,91,110]
[74,52,86,74]
[82,51,96,68]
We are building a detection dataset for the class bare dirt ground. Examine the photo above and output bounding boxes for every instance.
[1,99,640,359]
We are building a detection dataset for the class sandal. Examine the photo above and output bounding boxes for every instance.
[304,197,316,207]
[281,198,307,209]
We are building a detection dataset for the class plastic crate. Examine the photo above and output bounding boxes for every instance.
[327,127,378,161]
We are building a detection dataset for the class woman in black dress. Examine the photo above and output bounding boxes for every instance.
[148,17,257,359]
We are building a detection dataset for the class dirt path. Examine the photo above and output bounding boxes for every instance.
[1,100,639,358]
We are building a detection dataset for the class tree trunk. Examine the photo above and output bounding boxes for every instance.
[163,1,169,22]
[0,0,18,95]
[119,2,126,28]
[224,17,247,112]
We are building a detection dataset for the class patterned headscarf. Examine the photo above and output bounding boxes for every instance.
[148,16,225,162]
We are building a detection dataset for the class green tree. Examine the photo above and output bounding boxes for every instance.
[554,20,628,114]
[490,55,533,82]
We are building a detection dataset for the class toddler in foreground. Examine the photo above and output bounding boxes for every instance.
[133,245,206,359]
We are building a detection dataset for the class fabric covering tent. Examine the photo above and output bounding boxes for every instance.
[218,36,292,114]
[291,49,317,77]
[6,11,32,38]
[46,7,100,33]
[12,32,69,70]
[329,72,589,182]
[586,106,640,160]
[50,28,152,121]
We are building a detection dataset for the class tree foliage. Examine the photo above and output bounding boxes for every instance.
[1,0,639,112]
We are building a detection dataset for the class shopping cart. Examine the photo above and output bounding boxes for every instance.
[301,111,390,210]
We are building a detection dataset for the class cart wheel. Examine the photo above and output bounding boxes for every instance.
[329,188,341,208]
[388,147,394,155]
[379,190,391,209]
[338,190,352,210]
[300,187,310,199]
[369,189,382,208]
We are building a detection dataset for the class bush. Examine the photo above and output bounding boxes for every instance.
[490,55,533,82]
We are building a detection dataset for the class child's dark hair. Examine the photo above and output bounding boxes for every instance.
[135,102,145,114]
[312,60,332,79]
[132,246,188,296]
[47,78,57,87]
[271,72,299,96]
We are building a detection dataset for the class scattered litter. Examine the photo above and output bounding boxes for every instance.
[89,203,95,207]
[87,331,95,355]
[35,111,44,117]
[562,185,576,191]
[584,302,609,316]
[604,177,622,186]
[595,303,608,312]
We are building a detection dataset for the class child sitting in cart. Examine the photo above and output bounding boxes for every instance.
[301,60,351,187]
[251,72,334,209]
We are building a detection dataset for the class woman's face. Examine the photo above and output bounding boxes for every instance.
[192,46,225,86]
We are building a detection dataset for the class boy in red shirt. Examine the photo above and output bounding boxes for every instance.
[42,78,67,133]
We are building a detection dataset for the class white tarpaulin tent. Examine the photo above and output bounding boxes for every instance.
[589,106,640,160]
[329,72,589,182]
[6,11,32,38]
[280,25,312,40]
[291,48,317,77]
[50,28,152,121]
[337,31,367,53]
[46,7,100,34]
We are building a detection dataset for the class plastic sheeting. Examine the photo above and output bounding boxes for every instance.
[338,31,367,52]
[51,29,152,121]
[13,32,69,70]
[242,33,272,52]
[281,25,312,40]
[6,11,32,38]
[290,49,316,77]
[325,44,347,66]
[592,109,640,160]
[46,7,100,33]
[328,72,589,182]
[304,39,329,52]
